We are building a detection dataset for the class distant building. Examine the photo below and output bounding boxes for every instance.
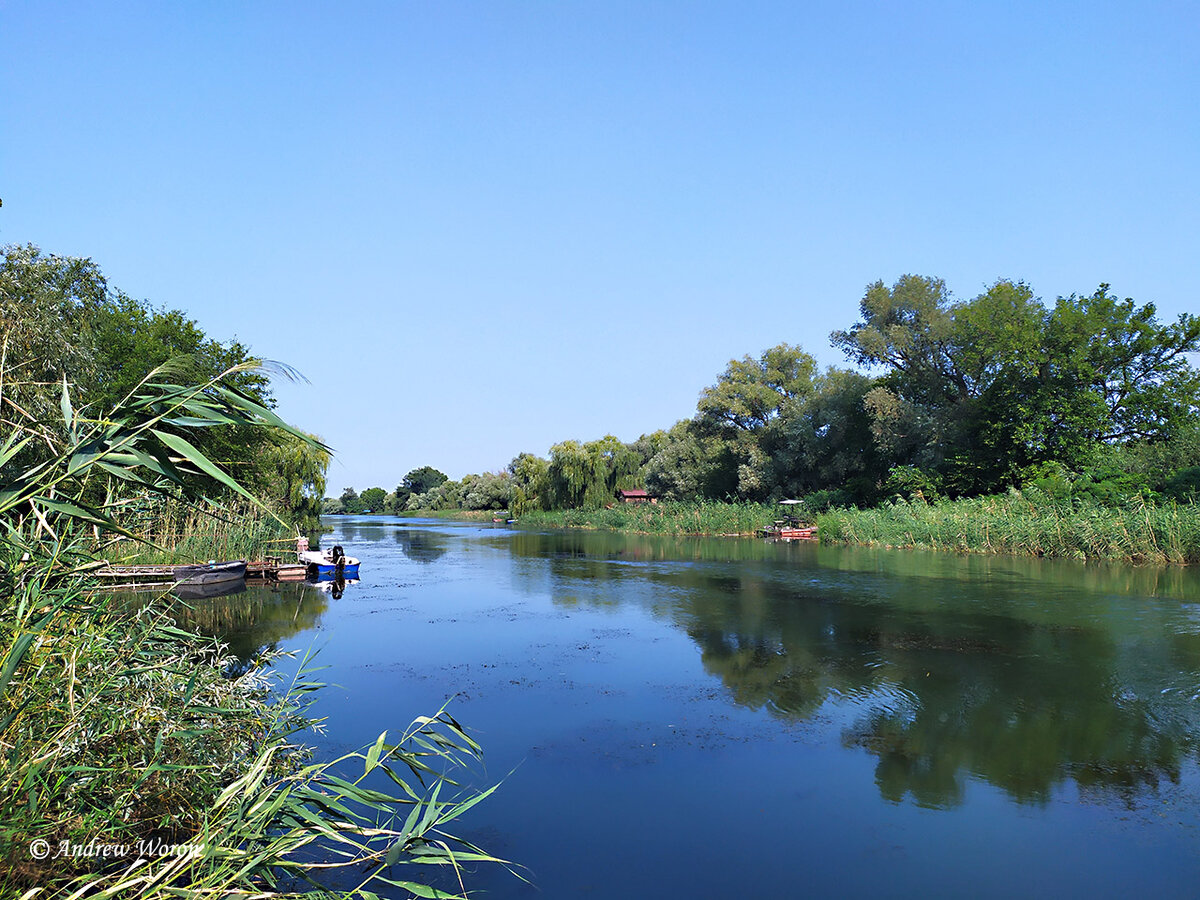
[616,489,655,504]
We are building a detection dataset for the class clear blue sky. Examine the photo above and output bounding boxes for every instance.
[4,1,1198,492]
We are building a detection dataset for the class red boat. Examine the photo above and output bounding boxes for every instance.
[760,524,819,540]
[760,500,819,540]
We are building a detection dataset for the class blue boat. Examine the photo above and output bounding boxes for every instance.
[299,545,361,579]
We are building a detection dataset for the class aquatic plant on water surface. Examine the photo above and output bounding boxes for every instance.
[0,362,512,897]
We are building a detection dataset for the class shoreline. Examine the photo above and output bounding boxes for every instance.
[364,496,1200,567]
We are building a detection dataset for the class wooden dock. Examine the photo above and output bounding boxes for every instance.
[92,560,308,585]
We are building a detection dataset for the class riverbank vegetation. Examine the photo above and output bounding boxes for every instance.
[1,244,506,895]
[103,497,294,566]
[517,501,775,536]
[817,492,1200,564]
[1,243,330,540]
[336,274,1200,562]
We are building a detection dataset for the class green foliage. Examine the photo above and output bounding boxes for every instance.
[697,343,818,433]
[518,500,777,536]
[392,465,449,509]
[508,452,550,515]
[105,496,291,565]
[0,244,286,503]
[546,435,643,509]
[645,421,714,501]
[1047,285,1200,442]
[0,350,506,896]
[360,486,387,512]
[833,275,1200,496]
[817,492,1200,564]
[883,465,942,501]
[1163,466,1200,502]
[339,486,363,514]
[389,274,1199,546]
[0,244,106,451]
[256,429,330,532]
[460,471,513,510]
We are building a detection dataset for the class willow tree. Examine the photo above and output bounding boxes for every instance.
[252,429,331,531]
[546,435,643,509]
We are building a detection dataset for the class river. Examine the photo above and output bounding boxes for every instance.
[177,515,1200,897]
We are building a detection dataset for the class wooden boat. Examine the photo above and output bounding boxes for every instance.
[171,560,248,586]
[759,500,819,541]
[299,545,361,579]
[759,524,819,540]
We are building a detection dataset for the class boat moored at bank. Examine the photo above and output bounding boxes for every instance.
[299,544,360,579]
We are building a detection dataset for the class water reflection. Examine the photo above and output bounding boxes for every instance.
[169,582,329,673]
[393,528,450,564]
[506,529,1200,809]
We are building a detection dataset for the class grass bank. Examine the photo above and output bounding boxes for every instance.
[816,492,1200,564]
[514,501,776,536]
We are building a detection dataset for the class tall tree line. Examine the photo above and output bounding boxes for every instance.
[387,275,1200,514]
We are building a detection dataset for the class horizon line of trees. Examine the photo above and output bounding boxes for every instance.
[334,275,1200,515]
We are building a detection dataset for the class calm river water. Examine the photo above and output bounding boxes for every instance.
[179,516,1200,898]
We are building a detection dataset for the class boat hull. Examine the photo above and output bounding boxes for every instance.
[307,561,360,578]
[172,560,248,585]
[760,527,819,540]
[299,549,360,580]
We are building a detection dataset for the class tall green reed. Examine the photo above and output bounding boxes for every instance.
[516,500,777,536]
[1,362,511,897]
[817,490,1200,564]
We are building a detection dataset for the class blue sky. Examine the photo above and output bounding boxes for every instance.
[4,1,1198,492]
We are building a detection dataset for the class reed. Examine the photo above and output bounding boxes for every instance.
[817,491,1200,564]
[516,500,777,536]
[1,361,511,896]
[103,495,292,565]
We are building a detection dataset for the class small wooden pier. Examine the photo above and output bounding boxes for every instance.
[92,559,307,588]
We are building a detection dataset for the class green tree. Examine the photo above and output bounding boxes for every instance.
[0,244,106,458]
[360,486,387,513]
[1046,285,1200,442]
[461,471,513,510]
[693,343,820,500]
[258,430,331,531]
[0,244,284,497]
[697,343,818,433]
[508,452,550,514]
[644,420,725,501]
[395,466,449,508]
[546,436,643,509]
[832,276,1200,495]
[762,368,886,505]
[339,486,363,514]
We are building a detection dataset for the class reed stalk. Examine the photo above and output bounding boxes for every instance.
[816,491,1200,564]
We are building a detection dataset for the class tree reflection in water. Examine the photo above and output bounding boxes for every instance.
[508,529,1200,809]
[168,582,329,676]
[394,528,450,563]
